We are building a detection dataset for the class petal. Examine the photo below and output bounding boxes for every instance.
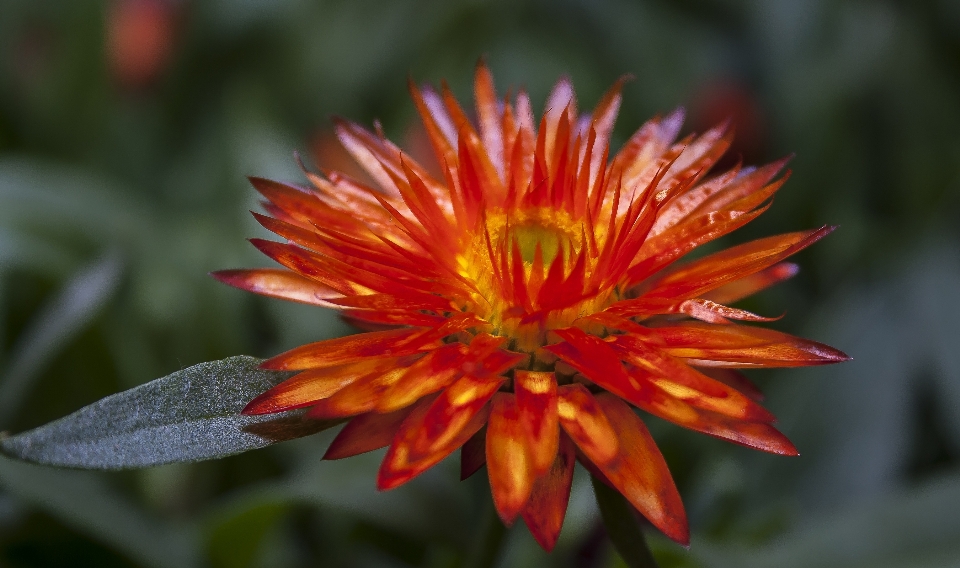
[515,371,560,476]
[555,384,619,467]
[261,327,430,371]
[639,226,835,304]
[653,321,851,367]
[323,401,426,460]
[521,433,576,552]
[377,374,503,490]
[211,268,340,306]
[700,368,765,402]
[702,262,799,305]
[460,426,486,480]
[373,343,469,412]
[593,394,688,545]
[629,378,798,455]
[486,393,536,524]
[307,364,412,419]
[243,357,405,415]
[610,332,774,422]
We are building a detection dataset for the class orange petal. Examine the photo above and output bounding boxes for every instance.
[486,393,536,524]
[374,342,468,412]
[521,433,576,552]
[593,394,689,545]
[307,364,412,419]
[550,327,773,423]
[323,401,426,460]
[515,371,560,476]
[702,262,799,305]
[700,368,765,402]
[261,327,430,371]
[653,321,850,367]
[629,371,797,455]
[641,226,834,303]
[211,268,340,306]
[555,384,619,467]
[243,357,404,415]
[610,332,774,422]
[460,426,486,480]
[377,374,503,490]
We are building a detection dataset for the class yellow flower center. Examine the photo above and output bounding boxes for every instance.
[456,207,614,353]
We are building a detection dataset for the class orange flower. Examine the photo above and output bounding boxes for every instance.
[214,63,848,550]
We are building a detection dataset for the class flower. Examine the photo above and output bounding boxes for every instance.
[213,63,849,550]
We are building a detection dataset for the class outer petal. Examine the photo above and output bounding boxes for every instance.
[520,433,576,552]
[261,327,430,370]
[593,394,688,545]
[486,393,535,524]
[628,368,798,455]
[243,357,406,415]
[702,262,799,305]
[460,426,486,480]
[377,374,503,490]
[211,268,340,306]
[323,400,427,460]
[514,370,560,476]
[555,384,619,467]
[653,321,850,367]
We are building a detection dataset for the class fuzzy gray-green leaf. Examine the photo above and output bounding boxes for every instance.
[0,356,333,469]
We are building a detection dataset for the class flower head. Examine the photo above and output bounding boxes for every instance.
[214,63,848,550]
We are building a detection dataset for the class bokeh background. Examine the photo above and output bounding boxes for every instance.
[1,0,959,566]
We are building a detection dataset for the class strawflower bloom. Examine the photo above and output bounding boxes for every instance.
[214,64,849,550]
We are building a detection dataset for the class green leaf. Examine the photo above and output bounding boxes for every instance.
[0,356,336,469]
[592,475,661,568]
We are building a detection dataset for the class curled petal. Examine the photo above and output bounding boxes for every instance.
[678,298,781,324]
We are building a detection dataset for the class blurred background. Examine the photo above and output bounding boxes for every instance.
[1,0,959,566]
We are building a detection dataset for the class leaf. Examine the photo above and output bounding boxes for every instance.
[592,475,661,568]
[0,253,124,426]
[0,356,337,469]
[0,456,200,568]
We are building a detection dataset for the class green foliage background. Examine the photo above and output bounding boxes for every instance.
[1,0,959,566]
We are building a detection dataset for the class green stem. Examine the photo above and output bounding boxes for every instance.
[592,476,660,568]
[463,498,507,568]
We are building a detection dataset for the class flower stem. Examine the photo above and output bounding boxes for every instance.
[463,498,507,568]
[591,475,660,568]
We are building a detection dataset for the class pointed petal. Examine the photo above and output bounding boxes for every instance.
[556,384,619,467]
[515,371,560,476]
[699,368,765,402]
[653,321,851,367]
[521,433,576,552]
[460,426,486,480]
[261,327,431,370]
[629,378,798,455]
[487,393,536,524]
[374,342,469,412]
[243,358,402,415]
[212,268,340,306]
[377,374,503,490]
[702,262,799,305]
[474,61,504,179]
[593,394,689,545]
[323,402,424,460]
